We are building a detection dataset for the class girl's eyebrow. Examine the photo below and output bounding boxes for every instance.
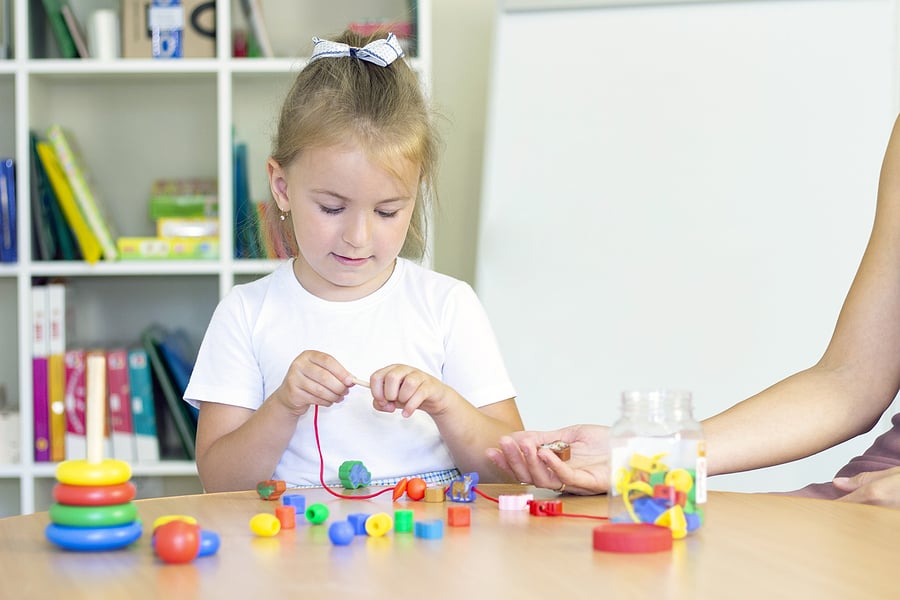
[310,188,411,204]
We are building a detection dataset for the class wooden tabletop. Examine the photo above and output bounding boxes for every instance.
[1,485,898,598]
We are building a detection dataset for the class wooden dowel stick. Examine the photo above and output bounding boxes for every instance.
[350,376,370,388]
[85,352,107,465]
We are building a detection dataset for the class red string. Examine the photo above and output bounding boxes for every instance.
[314,405,395,500]
[313,406,606,520]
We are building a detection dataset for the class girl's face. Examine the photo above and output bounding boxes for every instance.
[268,143,419,302]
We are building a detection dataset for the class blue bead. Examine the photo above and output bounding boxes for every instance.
[346,513,370,536]
[282,494,306,513]
[414,519,443,540]
[198,529,221,556]
[328,521,355,546]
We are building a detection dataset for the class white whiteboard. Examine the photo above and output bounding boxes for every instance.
[477,0,900,492]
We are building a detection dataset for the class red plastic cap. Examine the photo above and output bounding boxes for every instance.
[592,523,673,553]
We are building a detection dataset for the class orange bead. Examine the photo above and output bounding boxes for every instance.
[406,477,426,501]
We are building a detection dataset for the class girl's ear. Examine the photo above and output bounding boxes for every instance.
[267,158,291,212]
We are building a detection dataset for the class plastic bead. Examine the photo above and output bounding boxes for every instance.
[447,506,470,527]
[53,482,136,506]
[393,509,414,533]
[347,513,370,536]
[528,500,563,516]
[365,513,393,537]
[414,519,443,540]
[154,520,201,564]
[338,460,372,489]
[46,521,143,552]
[282,494,306,513]
[49,502,138,528]
[56,459,131,487]
[405,477,426,501]
[498,494,532,511]
[249,513,281,537]
[423,487,445,503]
[198,529,221,557]
[328,521,355,546]
[275,505,296,529]
[305,503,329,525]
[446,472,479,502]
[256,480,287,501]
[392,478,408,501]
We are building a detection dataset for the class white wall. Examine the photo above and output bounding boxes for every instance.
[476,0,900,492]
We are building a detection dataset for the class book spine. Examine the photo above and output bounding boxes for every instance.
[31,285,51,462]
[35,141,102,263]
[40,0,77,58]
[128,347,160,463]
[107,348,136,462]
[85,349,113,459]
[46,126,118,260]
[47,282,67,461]
[63,348,86,460]
[29,135,56,261]
[239,0,273,58]
[0,158,16,263]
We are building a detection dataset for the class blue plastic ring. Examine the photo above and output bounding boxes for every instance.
[46,521,143,552]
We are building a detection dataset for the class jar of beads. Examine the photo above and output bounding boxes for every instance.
[608,389,706,539]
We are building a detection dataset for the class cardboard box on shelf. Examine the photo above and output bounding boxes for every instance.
[121,0,215,58]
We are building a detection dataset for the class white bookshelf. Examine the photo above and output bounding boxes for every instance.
[0,0,430,515]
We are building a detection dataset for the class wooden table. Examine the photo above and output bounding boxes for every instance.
[1,485,898,598]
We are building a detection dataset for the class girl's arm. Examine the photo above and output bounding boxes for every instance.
[703,115,900,476]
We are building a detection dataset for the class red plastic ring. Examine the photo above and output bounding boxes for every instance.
[53,482,137,506]
[593,523,673,553]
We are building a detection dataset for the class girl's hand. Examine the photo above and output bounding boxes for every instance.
[485,425,611,495]
[834,466,900,508]
[274,350,354,416]
[369,365,452,418]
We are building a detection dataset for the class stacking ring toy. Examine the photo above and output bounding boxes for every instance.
[53,482,136,506]
[45,521,143,552]
[365,513,393,537]
[56,459,132,487]
[49,502,138,528]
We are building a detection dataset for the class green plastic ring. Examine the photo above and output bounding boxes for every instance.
[49,502,138,528]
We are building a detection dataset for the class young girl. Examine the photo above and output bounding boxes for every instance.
[185,31,523,493]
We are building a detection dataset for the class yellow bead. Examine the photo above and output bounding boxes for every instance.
[153,515,198,531]
[56,459,131,487]
[364,513,393,537]
[250,513,281,537]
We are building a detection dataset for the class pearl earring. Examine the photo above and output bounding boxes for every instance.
[279,211,289,222]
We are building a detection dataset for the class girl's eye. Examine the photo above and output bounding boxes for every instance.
[319,205,343,215]
[376,210,399,218]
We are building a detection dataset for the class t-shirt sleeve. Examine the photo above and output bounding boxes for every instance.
[183,289,264,410]
[440,282,517,408]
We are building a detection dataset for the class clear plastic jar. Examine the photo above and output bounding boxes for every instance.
[608,390,706,538]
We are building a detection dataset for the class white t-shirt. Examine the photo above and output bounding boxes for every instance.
[184,258,516,487]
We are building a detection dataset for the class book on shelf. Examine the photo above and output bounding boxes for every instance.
[30,133,80,261]
[117,236,219,260]
[31,285,51,462]
[85,349,113,458]
[63,348,86,460]
[128,347,160,463]
[59,4,89,58]
[35,140,102,263]
[149,178,218,219]
[46,125,119,260]
[141,325,196,460]
[47,282,67,462]
[1,0,11,59]
[107,348,136,462]
[0,158,16,263]
[157,217,219,238]
[233,140,263,258]
[39,0,78,58]
[238,0,273,58]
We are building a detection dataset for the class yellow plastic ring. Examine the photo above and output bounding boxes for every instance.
[153,515,198,531]
[365,513,393,538]
[56,459,132,487]
[250,513,281,537]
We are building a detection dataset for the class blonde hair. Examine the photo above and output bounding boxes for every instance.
[266,30,439,261]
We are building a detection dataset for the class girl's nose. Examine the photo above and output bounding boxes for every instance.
[342,212,372,247]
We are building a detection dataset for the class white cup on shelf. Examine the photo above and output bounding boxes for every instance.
[88,10,121,60]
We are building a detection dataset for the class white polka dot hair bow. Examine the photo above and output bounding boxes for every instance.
[309,32,405,67]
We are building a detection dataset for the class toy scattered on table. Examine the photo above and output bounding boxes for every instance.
[446,472,479,502]
[45,354,143,552]
[405,477,427,500]
[328,521,356,546]
[250,513,282,537]
[347,513,370,535]
[257,479,287,500]
[424,486,445,503]
[447,506,471,527]
[414,519,444,540]
[498,494,533,511]
[275,505,296,529]
[528,500,563,516]
[305,503,330,525]
[540,440,571,461]
[364,513,393,537]
[338,460,372,489]
[283,493,306,513]
[394,509,414,533]
[612,452,703,539]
